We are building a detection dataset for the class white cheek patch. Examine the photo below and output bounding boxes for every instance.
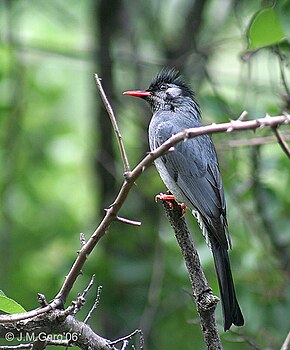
[166,87,182,98]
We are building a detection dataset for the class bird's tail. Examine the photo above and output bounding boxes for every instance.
[211,243,244,331]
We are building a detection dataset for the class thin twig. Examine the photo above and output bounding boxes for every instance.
[109,329,143,347]
[115,215,142,226]
[82,274,96,298]
[120,340,129,350]
[218,134,290,148]
[226,329,262,350]
[272,126,290,159]
[80,232,86,246]
[0,340,71,350]
[37,294,48,307]
[104,208,142,226]
[275,47,290,97]
[238,110,248,120]
[94,73,131,174]
[281,331,290,350]
[84,285,103,324]
[0,345,33,350]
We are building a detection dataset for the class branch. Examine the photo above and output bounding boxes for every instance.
[161,201,222,350]
[272,125,290,158]
[83,285,103,324]
[218,133,290,148]
[0,309,118,350]
[281,331,290,350]
[0,113,288,325]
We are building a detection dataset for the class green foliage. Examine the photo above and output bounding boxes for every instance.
[247,7,286,49]
[0,291,26,314]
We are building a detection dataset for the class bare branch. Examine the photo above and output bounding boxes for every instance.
[94,73,131,174]
[0,345,33,350]
[281,331,290,350]
[237,110,248,120]
[84,286,103,324]
[218,133,290,148]
[161,201,222,350]
[109,329,143,348]
[272,125,290,159]
[115,215,142,226]
[82,274,96,298]
[0,311,118,350]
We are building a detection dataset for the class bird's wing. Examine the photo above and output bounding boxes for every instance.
[153,121,230,248]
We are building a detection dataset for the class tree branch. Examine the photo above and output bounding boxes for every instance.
[161,201,222,350]
[0,309,118,350]
[272,125,290,159]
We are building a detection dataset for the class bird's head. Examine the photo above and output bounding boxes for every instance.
[123,68,197,113]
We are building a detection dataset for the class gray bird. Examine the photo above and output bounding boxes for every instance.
[123,68,244,331]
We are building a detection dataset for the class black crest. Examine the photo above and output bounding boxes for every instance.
[148,67,194,98]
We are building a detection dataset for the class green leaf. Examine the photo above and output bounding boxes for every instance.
[0,295,26,314]
[248,7,286,50]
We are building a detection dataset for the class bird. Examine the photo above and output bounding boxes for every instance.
[123,67,244,331]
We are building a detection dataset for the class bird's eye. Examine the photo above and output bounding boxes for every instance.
[160,84,167,91]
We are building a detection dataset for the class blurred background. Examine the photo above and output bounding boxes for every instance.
[0,0,289,349]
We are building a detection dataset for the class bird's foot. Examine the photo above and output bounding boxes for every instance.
[155,193,186,216]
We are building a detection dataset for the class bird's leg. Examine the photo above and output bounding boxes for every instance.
[155,192,186,216]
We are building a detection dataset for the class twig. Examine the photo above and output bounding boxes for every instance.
[0,340,72,350]
[218,133,290,148]
[82,274,96,298]
[251,146,290,271]
[120,340,129,350]
[109,329,143,348]
[80,232,86,246]
[115,215,142,226]
[225,329,262,350]
[275,47,290,97]
[0,313,118,350]
[63,275,96,316]
[0,114,288,324]
[84,286,103,324]
[281,331,290,350]
[104,208,142,226]
[238,110,248,120]
[272,125,290,159]
[94,73,131,174]
[0,345,33,350]
[37,294,48,307]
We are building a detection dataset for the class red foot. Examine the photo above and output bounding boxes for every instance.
[155,193,186,216]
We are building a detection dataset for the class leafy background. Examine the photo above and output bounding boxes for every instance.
[0,0,289,349]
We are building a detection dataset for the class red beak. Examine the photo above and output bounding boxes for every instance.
[123,90,151,98]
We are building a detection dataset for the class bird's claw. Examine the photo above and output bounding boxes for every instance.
[155,193,186,216]
[155,193,175,208]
